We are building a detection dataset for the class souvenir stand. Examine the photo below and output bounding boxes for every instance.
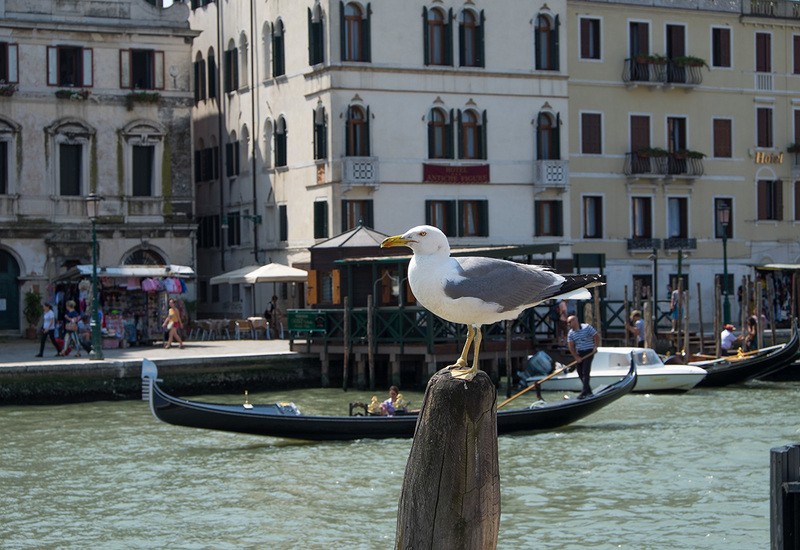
[53,265,194,348]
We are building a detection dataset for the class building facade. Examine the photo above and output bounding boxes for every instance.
[0,0,198,334]
[190,0,572,318]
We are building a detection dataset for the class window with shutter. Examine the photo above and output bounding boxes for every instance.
[713,119,732,158]
[712,28,731,68]
[581,113,602,154]
[756,32,771,73]
[580,18,601,60]
[757,108,773,148]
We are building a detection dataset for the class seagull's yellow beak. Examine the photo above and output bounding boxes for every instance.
[381,235,413,248]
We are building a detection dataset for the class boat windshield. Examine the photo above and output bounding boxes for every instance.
[631,349,663,367]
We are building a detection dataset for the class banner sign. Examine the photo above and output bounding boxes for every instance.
[423,163,490,184]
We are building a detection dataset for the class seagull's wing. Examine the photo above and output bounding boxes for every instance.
[444,257,563,312]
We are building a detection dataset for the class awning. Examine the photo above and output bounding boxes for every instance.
[209,265,261,285]
[756,264,800,271]
[57,264,195,281]
[233,263,308,284]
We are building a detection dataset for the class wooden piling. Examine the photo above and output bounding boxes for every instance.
[770,443,800,549]
[696,282,705,354]
[342,296,350,391]
[395,369,500,550]
[367,294,375,391]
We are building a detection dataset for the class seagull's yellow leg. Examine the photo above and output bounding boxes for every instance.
[448,325,474,371]
[450,325,480,381]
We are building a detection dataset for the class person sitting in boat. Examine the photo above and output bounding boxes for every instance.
[380,385,408,416]
[720,324,743,353]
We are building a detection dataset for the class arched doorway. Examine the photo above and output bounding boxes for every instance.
[0,250,20,330]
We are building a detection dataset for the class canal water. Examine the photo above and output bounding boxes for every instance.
[1,380,798,549]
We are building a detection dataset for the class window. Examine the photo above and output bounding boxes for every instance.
[579,17,601,60]
[308,6,325,65]
[132,145,155,197]
[756,32,771,72]
[207,50,217,99]
[120,49,164,90]
[0,42,18,84]
[198,215,220,248]
[345,105,370,156]
[715,197,733,238]
[665,24,686,59]
[194,143,219,183]
[667,197,688,238]
[272,20,285,77]
[794,35,800,75]
[279,204,288,241]
[581,112,602,154]
[628,21,650,82]
[459,9,484,67]
[313,106,327,160]
[536,112,560,160]
[712,27,731,68]
[459,199,488,236]
[226,138,240,177]
[342,199,374,231]
[274,117,287,167]
[757,107,773,148]
[424,7,452,66]
[193,55,206,103]
[713,119,732,158]
[631,196,652,238]
[534,14,560,71]
[59,144,82,196]
[341,2,370,62]
[48,46,93,87]
[425,199,456,236]
[794,181,800,221]
[0,141,6,194]
[583,195,603,239]
[227,211,241,246]
[535,200,563,237]
[47,119,94,197]
[223,43,239,92]
[458,109,486,160]
[667,116,687,174]
[314,201,328,238]
[757,180,782,221]
[239,34,249,88]
[428,108,453,159]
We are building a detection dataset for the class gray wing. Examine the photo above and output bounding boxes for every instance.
[444,257,563,311]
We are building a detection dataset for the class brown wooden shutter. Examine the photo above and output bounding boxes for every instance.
[713,119,732,158]
[332,269,341,305]
[582,113,601,154]
[720,29,731,67]
[795,181,800,221]
[580,19,590,59]
[756,33,771,72]
[794,36,800,74]
[306,269,318,305]
[630,115,650,152]
[757,181,768,220]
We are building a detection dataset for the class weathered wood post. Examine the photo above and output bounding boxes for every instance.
[396,369,500,549]
[342,296,350,391]
[505,321,512,398]
[696,282,705,354]
[367,294,375,391]
[770,443,800,549]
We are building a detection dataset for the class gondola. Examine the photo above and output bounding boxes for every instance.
[691,324,800,387]
[141,359,637,441]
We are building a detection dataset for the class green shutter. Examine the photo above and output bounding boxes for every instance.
[552,14,560,71]
[363,3,372,62]
[423,7,429,66]
[554,113,561,160]
[458,14,465,66]
[445,8,453,66]
[478,200,489,236]
[446,109,454,159]
[364,106,371,155]
[365,200,374,227]
[427,114,434,158]
[446,201,457,236]
[456,110,463,159]
[480,110,488,160]
[425,200,433,225]
[308,8,314,66]
[339,2,346,61]
[477,11,485,67]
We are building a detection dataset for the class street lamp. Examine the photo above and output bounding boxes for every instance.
[717,201,731,324]
[86,193,105,360]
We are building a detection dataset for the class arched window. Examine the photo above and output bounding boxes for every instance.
[123,249,165,265]
[193,52,206,103]
[536,112,560,160]
[121,120,166,198]
[535,14,560,71]
[424,7,451,66]
[313,105,327,160]
[342,2,370,62]
[345,105,370,156]
[274,116,287,167]
[207,47,217,99]
[240,124,250,174]
[45,118,95,197]
[458,109,486,160]
[0,116,20,196]
[239,33,249,87]
[459,9,484,67]
[226,131,240,177]
[427,107,453,159]
[224,39,238,92]
[272,19,285,77]
[308,5,325,65]
[263,119,273,169]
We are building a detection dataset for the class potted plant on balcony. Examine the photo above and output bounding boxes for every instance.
[0,81,17,97]
[637,147,669,158]
[673,55,707,68]
[55,88,91,100]
[23,289,43,339]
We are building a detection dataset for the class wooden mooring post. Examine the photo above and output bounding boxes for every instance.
[771,443,800,549]
[395,369,500,549]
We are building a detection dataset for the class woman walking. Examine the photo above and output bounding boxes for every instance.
[162,298,184,349]
[60,300,82,357]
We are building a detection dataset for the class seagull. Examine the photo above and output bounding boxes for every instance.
[381,225,604,381]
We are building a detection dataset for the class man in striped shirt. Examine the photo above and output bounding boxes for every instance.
[567,315,600,399]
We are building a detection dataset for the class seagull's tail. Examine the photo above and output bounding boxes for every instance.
[551,273,605,302]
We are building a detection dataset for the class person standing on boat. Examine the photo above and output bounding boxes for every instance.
[743,316,758,352]
[567,315,600,399]
[627,310,645,346]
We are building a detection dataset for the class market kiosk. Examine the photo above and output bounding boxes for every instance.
[53,264,194,348]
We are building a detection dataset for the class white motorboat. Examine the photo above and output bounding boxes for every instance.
[520,347,707,393]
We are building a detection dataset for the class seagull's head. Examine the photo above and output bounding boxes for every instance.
[381,225,450,256]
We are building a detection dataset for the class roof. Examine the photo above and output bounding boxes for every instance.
[311,224,389,249]
[333,243,561,266]
[57,264,195,281]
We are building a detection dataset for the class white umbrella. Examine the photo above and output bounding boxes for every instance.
[234,262,308,284]
[209,265,261,285]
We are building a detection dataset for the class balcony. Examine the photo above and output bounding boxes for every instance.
[791,152,800,180]
[533,159,569,189]
[126,197,163,219]
[624,151,704,180]
[341,156,379,188]
[744,0,800,19]
[627,238,661,252]
[663,237,697,251]
[622,56,703,88]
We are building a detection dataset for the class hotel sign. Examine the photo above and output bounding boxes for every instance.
[754,151,784,164]
[423,163,490,184]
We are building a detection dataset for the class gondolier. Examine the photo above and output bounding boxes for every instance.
[567,315,600,399]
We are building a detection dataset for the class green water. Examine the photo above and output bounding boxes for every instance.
[1,381,798,549]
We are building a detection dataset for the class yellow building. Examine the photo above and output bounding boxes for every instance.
[568,0,800,327]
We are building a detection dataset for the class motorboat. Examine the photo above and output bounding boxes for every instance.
[519,346,706,393]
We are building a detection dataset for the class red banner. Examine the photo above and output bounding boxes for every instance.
[423,163,490,184]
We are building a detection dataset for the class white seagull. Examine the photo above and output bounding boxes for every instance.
[381,225,604,381]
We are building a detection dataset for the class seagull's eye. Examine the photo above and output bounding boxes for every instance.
[419,231,427,237]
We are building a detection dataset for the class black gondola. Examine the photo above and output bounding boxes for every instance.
[141,359,637,441]
[692,324,800,387]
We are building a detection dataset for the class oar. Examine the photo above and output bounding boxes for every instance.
[498,351,596,410]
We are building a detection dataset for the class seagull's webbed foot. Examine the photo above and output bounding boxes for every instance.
[448,364,477,381]
[447,325,481,381]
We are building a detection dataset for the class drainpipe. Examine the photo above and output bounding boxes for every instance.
[216,0,226,271]
[250,0,259,264]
